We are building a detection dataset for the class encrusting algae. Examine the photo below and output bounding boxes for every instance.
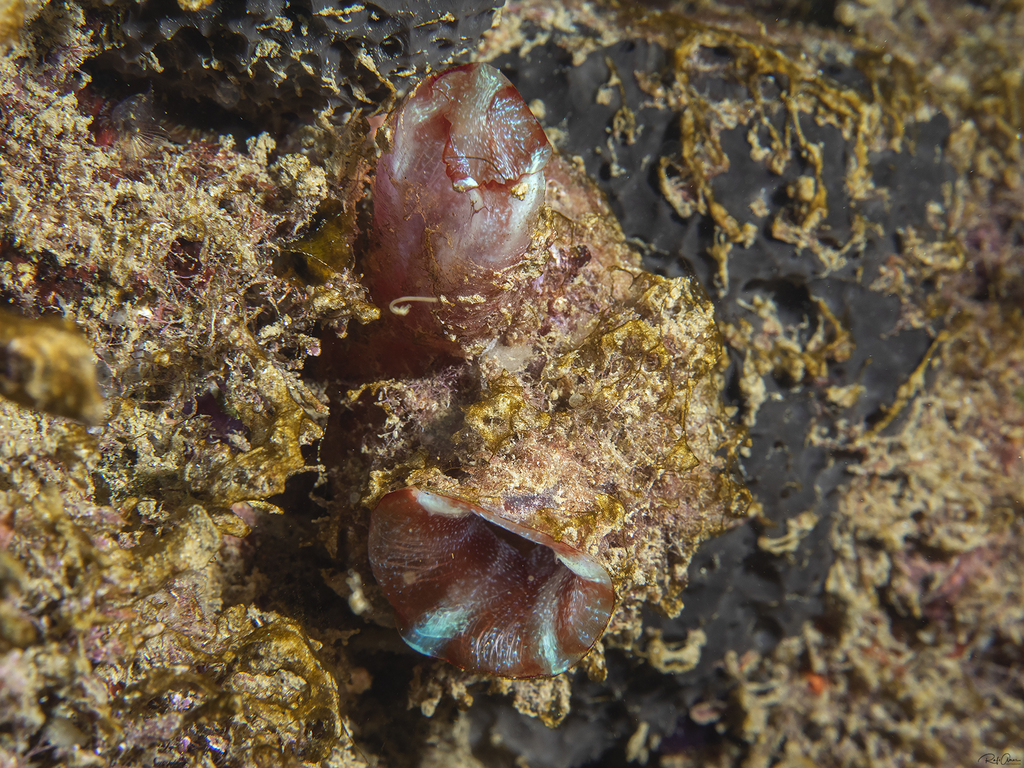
[0,308,104,424]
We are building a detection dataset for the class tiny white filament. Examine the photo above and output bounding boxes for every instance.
[389,295,440,316]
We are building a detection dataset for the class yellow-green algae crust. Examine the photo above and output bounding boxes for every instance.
[659,306,1024,768]
[0,4,373,765]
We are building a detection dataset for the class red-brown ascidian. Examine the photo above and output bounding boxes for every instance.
[324,62,752,683]
[352,62,554,376]
[369,487,614,678]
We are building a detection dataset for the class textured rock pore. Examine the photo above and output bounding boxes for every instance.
[368,487,615,678]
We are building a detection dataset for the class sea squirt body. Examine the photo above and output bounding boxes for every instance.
[368,488,615,678]
[366,63,552,356]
